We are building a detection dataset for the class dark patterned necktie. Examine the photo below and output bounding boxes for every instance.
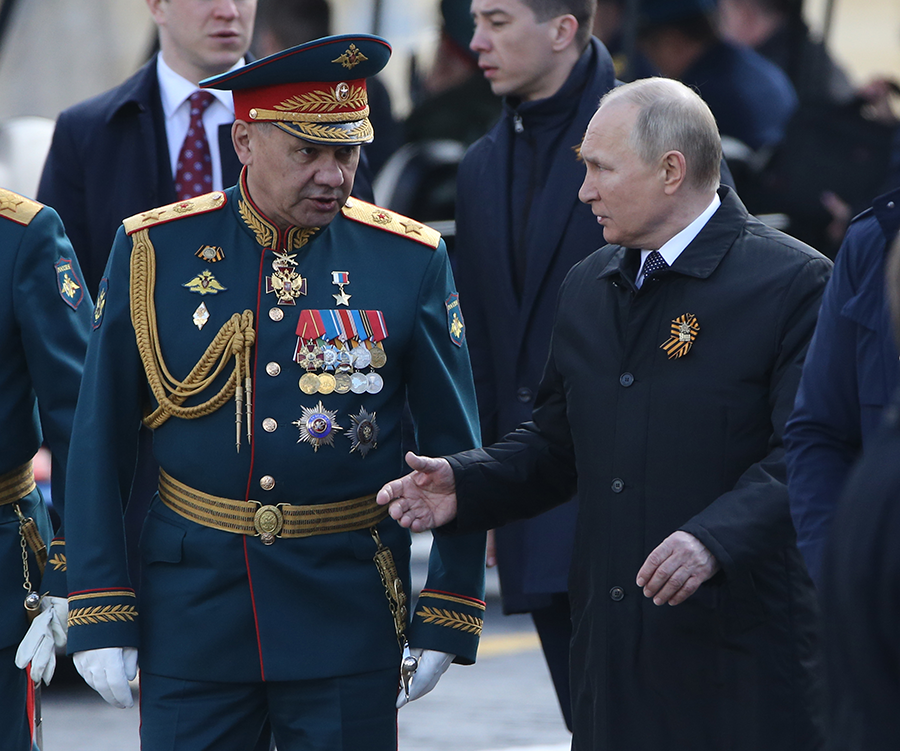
[641,250,668,281]
[174,90,215,200]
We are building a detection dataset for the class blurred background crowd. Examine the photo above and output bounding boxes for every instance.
[1,0,899,261]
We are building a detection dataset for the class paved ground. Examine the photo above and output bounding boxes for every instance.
[40,537,573,751]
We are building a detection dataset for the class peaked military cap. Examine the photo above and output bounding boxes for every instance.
[201,33,391,145]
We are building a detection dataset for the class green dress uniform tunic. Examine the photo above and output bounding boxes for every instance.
[0,189,91,750]
[64,171,486,688]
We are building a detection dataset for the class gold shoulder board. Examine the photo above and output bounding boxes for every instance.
[341,198,441,250]
[123,192,228,236]
[0,188,43,227]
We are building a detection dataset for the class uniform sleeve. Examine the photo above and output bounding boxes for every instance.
[454,156,500,443]
[64,226,145,653]
[680,254,833,573]
[12,206,92,597]
[783,222,883,585]
[402,240,487,664]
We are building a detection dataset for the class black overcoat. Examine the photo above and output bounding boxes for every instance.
[450,187,832,750]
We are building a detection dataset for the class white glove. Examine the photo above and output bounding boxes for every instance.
[15,595,68,686]
[396,647,454,708]
[73,647,139,709]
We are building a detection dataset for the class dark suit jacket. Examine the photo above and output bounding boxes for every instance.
[37,56,244,296]
[453,38,617,611]
[450,187,831,750]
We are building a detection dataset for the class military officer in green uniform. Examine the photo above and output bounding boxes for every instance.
[0,188,92,749]
[63,34,486,750]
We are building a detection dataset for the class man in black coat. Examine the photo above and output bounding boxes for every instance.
[379,77,831,751]
[453,0,615,730]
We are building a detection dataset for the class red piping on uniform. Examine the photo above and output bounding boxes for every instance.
[26,666,35,743]
[243,241,268,681]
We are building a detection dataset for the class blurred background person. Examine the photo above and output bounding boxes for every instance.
[252,0,398,184]
[820,229,900,751]
[636,0,797,152]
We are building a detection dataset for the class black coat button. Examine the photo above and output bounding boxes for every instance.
[619,372,634,387]
[516,387,533,403]
[610,586,625,601]
[611,478,625,493]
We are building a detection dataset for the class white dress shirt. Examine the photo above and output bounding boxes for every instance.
[156,55,245,192]
[636,193,722,288]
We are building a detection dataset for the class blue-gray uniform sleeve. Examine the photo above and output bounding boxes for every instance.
[784,219,896,586]
[403,239,487,665]
[12,206,92,597]
[64,226,145,653]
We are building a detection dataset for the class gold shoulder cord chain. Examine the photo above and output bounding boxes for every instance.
[129,228,256,450]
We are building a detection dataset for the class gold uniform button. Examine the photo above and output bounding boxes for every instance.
[260,475,276,491]
[269,307,284,322]
[266,362,281,377]
[262,418,277,432]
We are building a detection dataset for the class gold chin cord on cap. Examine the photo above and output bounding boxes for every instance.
[130,228,256,451]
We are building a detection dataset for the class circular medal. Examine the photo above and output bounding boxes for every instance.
[369,346,387,368]
[318,373,336,394]
[350,345,371,369]
[334,372,352,393]
[366,372,384,394]
[299,373,320,394]
[350,372,369,394]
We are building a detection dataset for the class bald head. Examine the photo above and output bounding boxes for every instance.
[599,77,722,193]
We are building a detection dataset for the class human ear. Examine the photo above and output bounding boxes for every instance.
[550,14,579,52]
[661,151,687,194]
[232,121,253,166]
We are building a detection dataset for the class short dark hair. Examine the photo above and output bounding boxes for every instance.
[255,0,332,48]
[522,0,597,49]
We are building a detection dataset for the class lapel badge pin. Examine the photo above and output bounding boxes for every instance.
[196,245,225,263]
[193,302,210,330]
[183,269,226,295]
[660,313,699,359]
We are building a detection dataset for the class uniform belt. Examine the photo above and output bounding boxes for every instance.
[0,461,36,506]
[158,469,388,544]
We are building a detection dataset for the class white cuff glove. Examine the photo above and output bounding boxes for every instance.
[73,647,139,709]
[396,647,454,708]
[15,595,68,686]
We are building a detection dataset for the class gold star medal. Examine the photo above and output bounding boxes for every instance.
[332,271,351,306]
[293,402,342,451]
[183,269,226,295]
[660,313,699,359]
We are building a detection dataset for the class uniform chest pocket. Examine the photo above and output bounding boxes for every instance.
[140,507,187,565]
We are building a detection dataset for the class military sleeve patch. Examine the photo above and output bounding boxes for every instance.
[93,277,108,330]
[55,258,84,310]
[446,293,465,347]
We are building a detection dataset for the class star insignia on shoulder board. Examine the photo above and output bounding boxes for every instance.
[399,219,424,236]
[0,194,23,212]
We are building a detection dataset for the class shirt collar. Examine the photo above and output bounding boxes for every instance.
[641,192,722,269]
[156,54,243,119]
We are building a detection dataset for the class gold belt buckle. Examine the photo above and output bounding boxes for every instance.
[253,503,284,545]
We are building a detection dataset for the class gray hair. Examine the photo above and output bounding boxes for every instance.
[599,77,722,193]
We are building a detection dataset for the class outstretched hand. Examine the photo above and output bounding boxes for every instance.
[376,452,458,532]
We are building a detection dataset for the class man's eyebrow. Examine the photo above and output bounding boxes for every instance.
[474,8,513,18]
